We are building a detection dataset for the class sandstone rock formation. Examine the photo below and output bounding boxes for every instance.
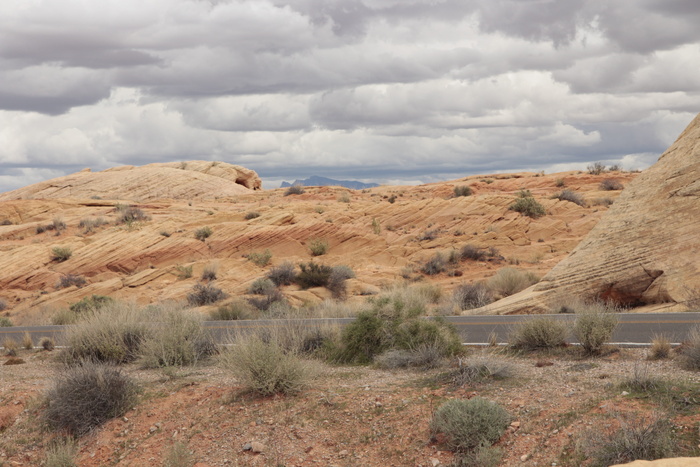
[475,113,700,314]
[0,161,261,202]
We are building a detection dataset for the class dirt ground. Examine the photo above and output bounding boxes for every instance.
[2,345,700,466]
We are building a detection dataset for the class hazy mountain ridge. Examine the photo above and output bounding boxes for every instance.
[280,175,379,190]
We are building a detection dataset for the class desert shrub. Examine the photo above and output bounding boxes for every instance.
[453,185,472,197]
[308,238,328,256]
[210,301,256,320]
[51,246,73,262]
[22,332,33,350]
[648,334,671,360]
[430,398,510,452]
[36,224,47,234]
[0,299,7,312]
[115,205,150,224]
[45,437,77,467]
[69,294,113,314]
[460,244,486,261]
[337,192,351,203]
[327,311,385,364]
[3,338,18,356]
[52,308,80,325]
[186,283,226,306]
[619,364,664,394]
[327,265,355,299]
[450,357,514,386]
[164,442,193,467]
[0,316,12,327]
[266,262,297,286]
[375,343,445,370]
[201,263,218,281]
[678,325,700,370]
[56,274,87,289]
[194,226,212,241]
[421,253,446,275]
[0,219,12,225]
[248,277,277,295]
[79,217,107,234]
[573,306,618,354]
[509,317,568,350]
[509,196,546,218]
[295,262,333,289]
[555,178,566,187]
[140,304,217,368]
[600,178,624,190]
[174,265,193,280]
[284,185,305,196]
[417,229,439,241]
[244,211,261,220]
[220,334,315,396]
[246,249,272,267]
[554,189,586,207]
[577,413,675,467]
[63,302,149,363]
[52,217,67,232]
[43,361,139,436]
[608,164,622,172]
[40,337,55,351]
[487,268,538,298]
[248,288,285,312]
[587,161,606,175]
[592,197,614,207]
[452,283,493,310]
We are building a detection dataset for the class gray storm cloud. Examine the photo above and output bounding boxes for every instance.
[1,0,699,191]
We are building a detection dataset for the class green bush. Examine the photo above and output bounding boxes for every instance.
[140,304,217,368]
[509,317,568,350]
[221,334,315,396]
[52,247,73,262]
[308,238,328,256]
[0,316,12,327]
[449,357,513,386]
[186,283,226,306]
[194,226,212,241]
[509,196,546,218]
[453,185,472,197]
[295,262,333,289]
[43,361,139,436]
[430,398,510,452]
[573,306,618,354]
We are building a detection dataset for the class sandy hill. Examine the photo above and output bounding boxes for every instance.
[0,160,638,325]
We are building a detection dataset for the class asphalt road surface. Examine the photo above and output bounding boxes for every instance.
[3,313,699,347]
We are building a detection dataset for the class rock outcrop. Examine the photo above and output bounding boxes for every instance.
[475,113,700,314]
[0,161,261,202]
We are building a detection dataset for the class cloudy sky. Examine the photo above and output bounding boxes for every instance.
[1,0,699,191]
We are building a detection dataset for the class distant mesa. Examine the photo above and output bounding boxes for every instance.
[0,161,261,201]
[280,175,379,190]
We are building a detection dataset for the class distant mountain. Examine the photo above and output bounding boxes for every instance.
[280,175,379,190]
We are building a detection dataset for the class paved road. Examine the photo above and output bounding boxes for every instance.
[3,313,700,346]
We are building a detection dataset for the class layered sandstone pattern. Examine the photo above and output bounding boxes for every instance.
[0,161,261,202]
[478,113,700,315]
[0,161,637,324]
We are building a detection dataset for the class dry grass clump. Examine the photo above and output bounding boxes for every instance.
[577,413,675,467]
[56,274,87,289]
[600,178,624,190]
[509,317,568,350]
[51,246,73,262]
[0,299,7,312]
[164,442,194,467]
[210,301,256,320]
[678,325,700,370]
[186,283,227,306]
[421,252,446,275]
[374,344,445,370]
[284,185,305,196]
[63,302,149,364]
[201,263,218,281]
[449,356,514,386]
[573,302,619,354]
[43,361,139,436]
[648,334,672,360]
[430,398,510,452]
[220,333,317,396]
[3,338,18,356]
[115,205,150,224]
[139,304,217,368]
[308,238,328,256]
[22,332,33,350]
[487,268,538,298]
[244,211,261,220]
[248,277,277,295]
[45,437,78,467]
[453,185,472,197]
[194,226,213,241]
[451,283,492,311]
[266,261,297,286]
[78,217,107,234]
[246,249,272,267]
[554,189,586,207]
